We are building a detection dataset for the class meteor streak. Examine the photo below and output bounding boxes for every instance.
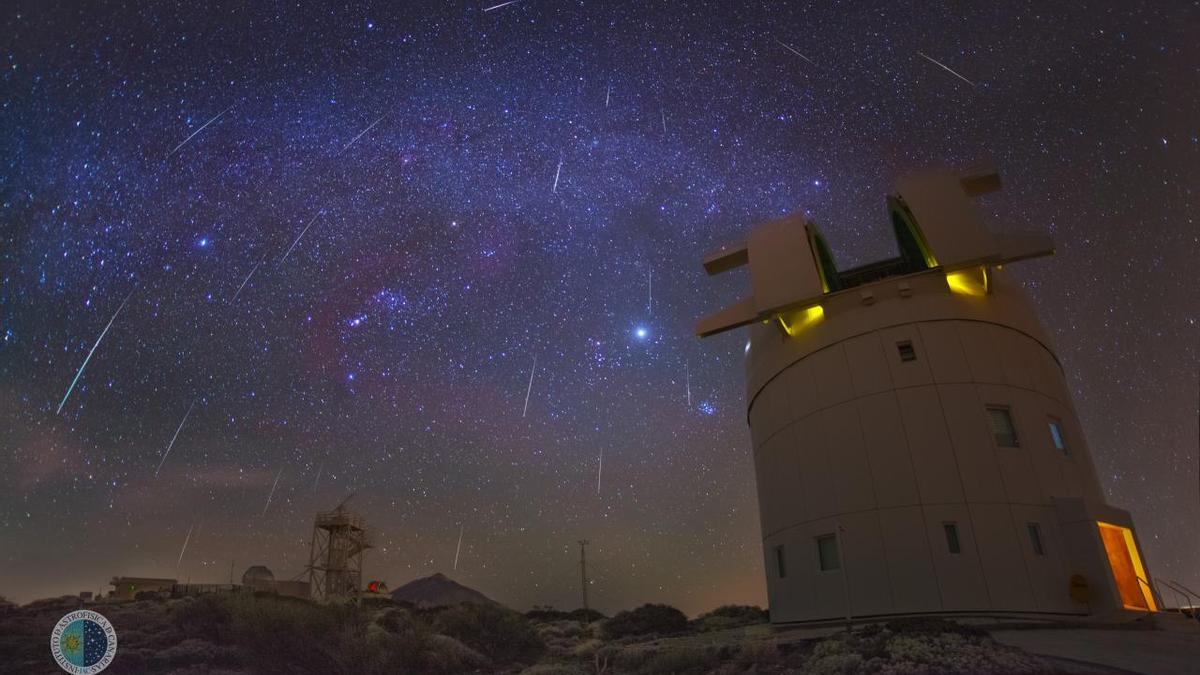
[177,523,195,568]
[167,107,231,158]
[597,450,603,494]
[483,0,522,12]
[155,400,196,477]
[279,211,322,264]
[917,51,977,87]
[263,467,283,515]
[340,114,387,154]
[522,356,537,417]
[57,292,133,414]
[552,155,563,193]
[230,261,262,302]
[685,362,691,407]
[648,269,652,314]
[775,39,816,65]
[454,525,464,570]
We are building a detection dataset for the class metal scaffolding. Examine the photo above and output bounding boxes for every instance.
[307,501,370,602]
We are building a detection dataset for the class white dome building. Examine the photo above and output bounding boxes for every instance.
[242,565,277,593]
[696,167,1158,623]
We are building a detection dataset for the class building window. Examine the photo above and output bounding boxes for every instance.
[987,406,1019,447]
[1048,418,1068,455]
[896,340,917,362]
[775,545,787,578]
[943,523,961,554]
[817,534,840,571]
[1028,523,1045,556]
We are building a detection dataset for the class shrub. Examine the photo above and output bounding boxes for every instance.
[432,602,544,665]
[737,640,781,668]
[525,607,606,623]
[795,621,1054,675]
[153,638,248,667]
[537,620,585,640]
[173,595,232,641]
[601,604,688,640]
[884,616,987,638]
[519,663,590,675]
[693,605,768,632]
[700,605,768,622]
[637,646,721,674]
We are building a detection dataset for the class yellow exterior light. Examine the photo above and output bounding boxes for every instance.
[1097,522,1157,612]
[778,305,824,336]
[945,266,989,296]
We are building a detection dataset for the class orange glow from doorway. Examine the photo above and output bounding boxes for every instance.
[1097,522,1157,612]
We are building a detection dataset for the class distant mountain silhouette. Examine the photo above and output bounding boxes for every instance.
[390,573,499,608]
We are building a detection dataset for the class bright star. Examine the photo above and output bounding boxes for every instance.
[634,326,649,340]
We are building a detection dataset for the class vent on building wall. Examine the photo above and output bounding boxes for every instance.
[896,340,917,361]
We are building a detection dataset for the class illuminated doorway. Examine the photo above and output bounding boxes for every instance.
[1097,522,1157,611]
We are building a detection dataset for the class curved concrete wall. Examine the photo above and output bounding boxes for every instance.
[747,268,1110,622]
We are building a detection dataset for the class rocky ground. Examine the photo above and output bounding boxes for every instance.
[0,594,1117,674]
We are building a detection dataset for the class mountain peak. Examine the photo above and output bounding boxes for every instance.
[391,573,499,609]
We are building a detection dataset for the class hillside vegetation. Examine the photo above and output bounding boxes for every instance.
[0,595,1059,674]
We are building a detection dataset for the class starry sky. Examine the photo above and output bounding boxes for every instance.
[1,2,1196,615]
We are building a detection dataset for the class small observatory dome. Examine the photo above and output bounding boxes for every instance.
[242,565,276,592]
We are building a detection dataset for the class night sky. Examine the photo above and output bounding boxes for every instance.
[1,2,1196,615]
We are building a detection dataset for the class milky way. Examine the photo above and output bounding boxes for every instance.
[1,2,1196,613]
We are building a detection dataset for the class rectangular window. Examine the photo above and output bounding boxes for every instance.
[775,545,787,578]
[987,406,1019,447]
[943,523,961,554]
[1028,523,1045,556]
[817,534,840,571]
[896,340,917,362]
[1048,418,1068,455]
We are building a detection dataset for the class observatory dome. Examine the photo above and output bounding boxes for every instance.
[242,565,276,592]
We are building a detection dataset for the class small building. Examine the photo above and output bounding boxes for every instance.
[110,577,177,601]
[275,579,312,599]
[172,583,238,597]
[242,566,277,593]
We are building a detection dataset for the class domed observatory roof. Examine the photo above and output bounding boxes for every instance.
[242,565,276,592]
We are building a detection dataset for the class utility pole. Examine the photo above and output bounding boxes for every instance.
[578,540,590,613]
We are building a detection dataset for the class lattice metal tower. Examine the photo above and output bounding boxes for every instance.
[307,497,371,603]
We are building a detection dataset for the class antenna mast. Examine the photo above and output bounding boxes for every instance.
[578,540,590,613]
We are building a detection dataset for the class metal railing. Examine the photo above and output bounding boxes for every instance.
[1161,579,1200,624]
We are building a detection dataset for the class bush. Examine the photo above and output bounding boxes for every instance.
[638,646,721,674]
[519,663,590,675]
[693,605,768,632]
[153,638,248,667]
[794,621,1054,675]
[884,616,987,638]
[173,595,232,641]
[737,640,781,669]
[525,606,606,623]
[602,604,688,640]
[432,602,544,665]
